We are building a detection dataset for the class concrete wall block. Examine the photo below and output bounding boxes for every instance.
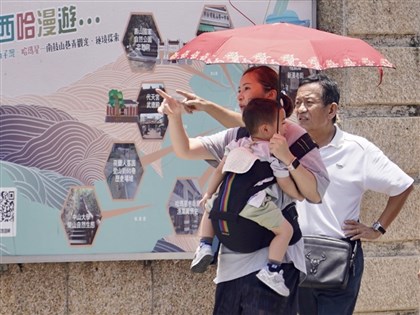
[0,263,67,315]
[346,0,420,35]
[316,0,344,34]
[355,310,419,315]
[355,256,420,313]
[362,240,420,260]
[340,117,419,174]
[321,50,419,109]
[341,48,419,106]
[360,188,420,241]
[67,261,153,315]
[151,260,215,315]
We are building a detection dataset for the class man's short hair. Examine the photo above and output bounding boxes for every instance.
[299,73,340,123]
[299,73,340,105]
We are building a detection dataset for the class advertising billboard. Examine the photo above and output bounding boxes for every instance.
[0,0,315,262]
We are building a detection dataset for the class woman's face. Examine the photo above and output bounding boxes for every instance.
[237,72,276,112]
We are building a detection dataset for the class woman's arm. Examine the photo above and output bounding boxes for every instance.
[176,89,244,128]
[156,89,214,160]
[277,176,304,201]
[269,133,322,203]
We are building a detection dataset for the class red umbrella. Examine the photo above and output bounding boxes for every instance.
[170,23,394,129]
[170,22,394,71]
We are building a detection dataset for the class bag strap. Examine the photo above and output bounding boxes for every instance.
[340,238,360,270]
[349,239,360,269]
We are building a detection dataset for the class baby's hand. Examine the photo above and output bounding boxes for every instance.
[199,193,211,208]
[269,133,291,163]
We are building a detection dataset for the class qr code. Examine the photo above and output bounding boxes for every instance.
[0,187,17,237]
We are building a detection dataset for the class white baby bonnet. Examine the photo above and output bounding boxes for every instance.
[222,146,259,174]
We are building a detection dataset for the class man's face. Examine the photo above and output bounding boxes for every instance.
[237,72,273,112]
[295,82,331,133]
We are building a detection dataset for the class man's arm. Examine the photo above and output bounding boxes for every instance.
[156,89,214,160]
[376,185,414,229]
[343,184,414,240]
[176,90,244,128]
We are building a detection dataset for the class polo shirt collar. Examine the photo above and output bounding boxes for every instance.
[326,124,343,148]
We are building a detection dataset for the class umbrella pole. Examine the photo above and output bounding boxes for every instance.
[277,65,282,133]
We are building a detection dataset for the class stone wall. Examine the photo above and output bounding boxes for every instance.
[319,0,420,314]
[0,0,419,314]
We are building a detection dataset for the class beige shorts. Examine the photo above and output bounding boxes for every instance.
[239,198,284,230]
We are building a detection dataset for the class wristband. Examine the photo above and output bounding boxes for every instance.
[287,157,300,171]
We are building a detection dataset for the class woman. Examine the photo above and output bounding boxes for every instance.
[157,66,329,315]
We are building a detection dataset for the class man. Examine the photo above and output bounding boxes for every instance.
[295,73,414,315]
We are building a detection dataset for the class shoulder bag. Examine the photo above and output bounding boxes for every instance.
[299,235,357,290]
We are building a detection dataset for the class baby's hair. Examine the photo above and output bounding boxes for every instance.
[242,98,282,135]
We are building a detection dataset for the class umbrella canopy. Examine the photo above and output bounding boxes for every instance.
[170,22,394,70]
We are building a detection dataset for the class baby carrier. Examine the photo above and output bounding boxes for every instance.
[208,127,317,253]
